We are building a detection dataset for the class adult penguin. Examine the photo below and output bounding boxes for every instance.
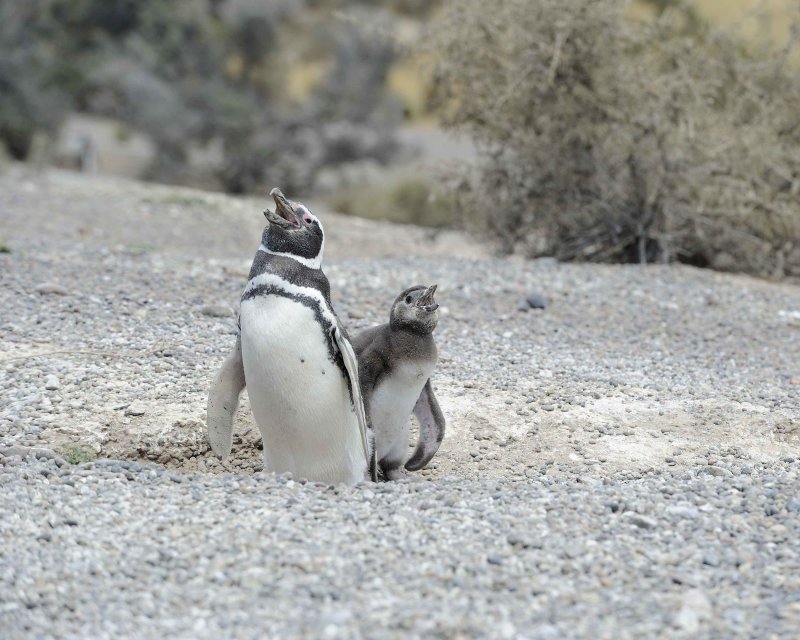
[206,188,374,485]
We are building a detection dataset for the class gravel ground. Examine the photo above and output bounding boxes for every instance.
[1,166,799,638]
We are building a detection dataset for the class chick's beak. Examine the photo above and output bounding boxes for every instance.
[416,284,439,312]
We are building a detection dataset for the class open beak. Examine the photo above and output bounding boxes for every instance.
[264,187,300,228]
[416,284,439,312]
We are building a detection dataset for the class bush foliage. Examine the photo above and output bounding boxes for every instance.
[0,0,403,194]
[327,170,456,228]
[429,0,800,277]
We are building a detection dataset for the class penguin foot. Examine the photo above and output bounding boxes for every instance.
[382,465,413,482]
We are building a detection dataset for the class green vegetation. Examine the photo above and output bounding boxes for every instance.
[327,172,456,228]
[63,445,97,465]
[429,0,800,277]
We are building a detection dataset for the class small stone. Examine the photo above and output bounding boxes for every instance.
[507,534,543,549]
[200,304,233,318]
[34,283,69,295]
[44,374,60,390]
[525,292,547,309]
[704,465,733,478]
[665,505,699,519]
[1,446,31,458]
[541,403,556,411]
[723,608,747,626]
[623,513,658,529]
[702,552,720,567]
[125,401,146,417]
[675,589,712,633]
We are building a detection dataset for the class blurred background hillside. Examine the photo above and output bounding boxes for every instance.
[1,0,798,276]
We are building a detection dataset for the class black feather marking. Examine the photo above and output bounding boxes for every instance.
[241,284,353,402]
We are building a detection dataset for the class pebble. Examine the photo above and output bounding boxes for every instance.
[34,283,69,295]
[124,402,147,417]
[44,375,60,391]
[525,292,547,309]
[702,551,721,567]
[200,304,233,318]
[623,513,658,529]
[704,465,733,478]
[665,505,699,519]
[675,589,713,633]
[2,446,32,458]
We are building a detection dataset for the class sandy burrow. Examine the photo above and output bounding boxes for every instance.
[16,370,792,482]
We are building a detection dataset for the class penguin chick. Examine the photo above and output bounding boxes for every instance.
[352,285,445,480]
[206,188,374,485]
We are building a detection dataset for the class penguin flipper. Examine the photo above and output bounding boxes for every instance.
[405,379,445,472]
[206,336,246,459]
[332,322,376,480]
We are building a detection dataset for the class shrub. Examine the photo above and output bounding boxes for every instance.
[0,0,403,195]
[327,170,456,228]
[428,0,800,277]
[63,445,97,465]
[0,3,72,159]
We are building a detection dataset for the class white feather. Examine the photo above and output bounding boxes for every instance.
[257,243,323,270]
[243,272,337,326]
[240,294,366,484]
[371,360,435,464]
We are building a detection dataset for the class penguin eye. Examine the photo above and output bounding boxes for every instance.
[303,216,313,225]
[405,296,412,304]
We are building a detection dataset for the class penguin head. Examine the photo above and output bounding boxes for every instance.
[390,284,439,334]
[262,187,325,264]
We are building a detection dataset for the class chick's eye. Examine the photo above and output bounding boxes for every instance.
[405,296,412,304]
[303,216,313,224]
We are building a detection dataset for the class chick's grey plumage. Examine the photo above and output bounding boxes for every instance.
[352,285,445,480]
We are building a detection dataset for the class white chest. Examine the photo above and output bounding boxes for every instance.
[371,359,435,431]
[239,294,364,484]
